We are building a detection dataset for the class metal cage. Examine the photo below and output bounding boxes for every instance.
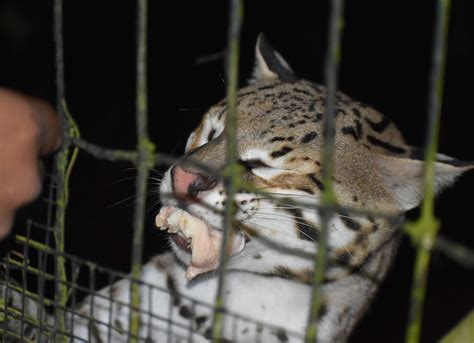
[1,0,472,342]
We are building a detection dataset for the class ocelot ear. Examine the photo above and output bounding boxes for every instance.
[250,33,297,83]
[376,152,474,211]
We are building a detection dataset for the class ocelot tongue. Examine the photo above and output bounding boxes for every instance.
[155,207,245,280]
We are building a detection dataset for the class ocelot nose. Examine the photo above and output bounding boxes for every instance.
[171,165,217,200]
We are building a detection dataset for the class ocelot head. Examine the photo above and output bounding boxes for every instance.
[158,34,473,281]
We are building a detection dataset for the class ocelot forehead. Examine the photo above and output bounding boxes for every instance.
[185,77,409,166]
[186,80,320,156]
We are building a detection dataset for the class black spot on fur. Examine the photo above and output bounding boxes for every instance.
[342,126,360,141]
[271,146,293,158]
[352,107,362,117]
[308,83,323,93]
[194,315,208,330]
[114,320,125,334]
[362,143,372,150]
[301,131,318,144]
[258,84,278,91]
[340,216,361,231]
[365,116,391,133]
[238,90,256,97]
[166,274,181,306]
[293,87,312,96]
[367,135,407,154]
[217,108,226,120]
[307,174,324,190]
[270,136,286,143]
[284,208,319,242]
[298,187,314,194]
[342,119,363,141]
[179,305,194,319]
[203,327,213,339]
[319,302,328,318]
[298,221,319,241]
[336,252,352,266]
[253,254,262,259]
[275,328,289,342]
[313,112,323,122]
[355,119,363,137]
[270,266,314,284]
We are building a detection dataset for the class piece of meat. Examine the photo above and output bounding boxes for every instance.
[155,207,245,280]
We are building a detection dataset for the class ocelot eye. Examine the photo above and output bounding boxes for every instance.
[239,159,270,171]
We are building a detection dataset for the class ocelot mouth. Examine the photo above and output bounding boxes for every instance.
[155,207,246,280]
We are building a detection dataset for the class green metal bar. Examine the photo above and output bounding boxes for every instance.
[72,137,138,162]
[52,1,80,341]
[404,1,451,342]
[129,0,155,341]
[305,0,345,341]
[212,0,243,340]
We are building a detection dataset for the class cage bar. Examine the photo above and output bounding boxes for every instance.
[404,1,452,342]
[211,0,243,341]
[305,0,345,341]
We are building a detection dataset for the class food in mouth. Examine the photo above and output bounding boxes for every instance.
[155,207,245,280]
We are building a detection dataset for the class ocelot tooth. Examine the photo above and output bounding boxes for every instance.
[167,226,178,233]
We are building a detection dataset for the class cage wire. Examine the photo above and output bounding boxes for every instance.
[0,0,473,342]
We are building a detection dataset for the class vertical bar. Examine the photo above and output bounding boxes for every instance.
[146,285,153,341]
[305,0,345,341]
[211,0,243,340]
[52,0,69,340]
[405,1,451,342]
[107,273,114,342]
[20,227,30,340]
[88,266,95,342]
[70,260,77,339]
[2,253,11,336]
[129,0,155,341]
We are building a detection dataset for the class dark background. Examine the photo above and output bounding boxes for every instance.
[1,1,473,342]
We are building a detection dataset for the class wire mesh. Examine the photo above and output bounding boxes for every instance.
[0,0,473,342]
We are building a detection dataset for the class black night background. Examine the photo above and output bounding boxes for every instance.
[0,1,473,342]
